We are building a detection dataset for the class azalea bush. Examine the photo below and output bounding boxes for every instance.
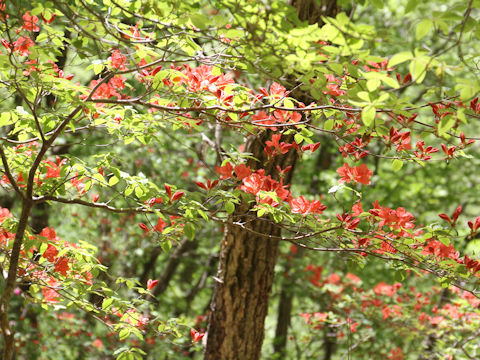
[1,0,480,359]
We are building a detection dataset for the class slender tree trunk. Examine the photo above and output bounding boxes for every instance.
[273,280,294,357]
[0,200,33,360]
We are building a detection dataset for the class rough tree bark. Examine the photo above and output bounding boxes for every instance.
[204,2,338,359]
[204,133,298,360]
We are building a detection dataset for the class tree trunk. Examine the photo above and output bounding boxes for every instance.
[204,1,338,359]
[204,131,297,360]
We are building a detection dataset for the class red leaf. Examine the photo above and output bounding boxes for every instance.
[301,142,321,153]
[171,191,184,202]
[452,206,462,222]
[147,279,159,290]
[190,329,205,343]
[138,223,149,232]
[41,12,56,24]
[195,181,208,190]
[438,213,451,223]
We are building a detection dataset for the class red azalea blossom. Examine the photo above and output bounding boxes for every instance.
[54,257,70,276]
[290,196,327,215]
[239,170,291,206]
[153,217,166,232]
[215,162,234,179]
[352,202,363,216]
[43,244,59,262]
[438,205,462,227]
[109,50,127,70]
[265,134,294,157]
[13,36,34,56]
[1,38,11,51]
[337,163,373,185]
[21,12,40,32]
[234,164,252,180]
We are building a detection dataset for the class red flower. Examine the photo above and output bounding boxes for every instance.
[289,196,326,215]
[337,163,355,183]
[43,244,59,262]
[215,162,234,179]
[109,50,127,70]
[234,164,251,180]
[190,329,205,343]
[147,279,159,290]
[353,164,373,185]
[54,257,70,276]
[13,36,34,56]
[1,38,11,51]
[352,202,363,216]
[165,183,172,198]
[265,134,294,157]
[21,12,40,32]
[337,163,373,185]
[153,217,166,232]
[441,143,456,159]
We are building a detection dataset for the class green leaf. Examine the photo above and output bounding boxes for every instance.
[102,298,113,310]
[109,176,119,186]
[134,186,144,198]
[294,133,304,144]
[366,79,380,92]
[92,173,105,184]
[184,223,196,241]
[392,159,403,172]
[93,63,105,75]
[438,115,456,136]
[361,105,376,127]
[283,98,294,108]
[118,328,130,341]
[382,76,399,89]
[357,91,370,102]
[416,19,433,40]
[405,0,417,13]
[324,118,334,131]
[0,112,13,127]
[225,201,235,214]
[190,14,209,30]
[388,52,413,68]
[410,57,428,84]
[370,0,384,8]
